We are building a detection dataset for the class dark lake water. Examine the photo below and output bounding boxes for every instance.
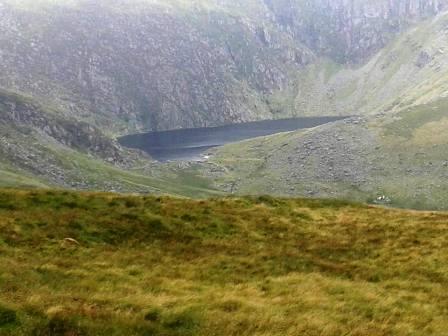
[118,117,345,162]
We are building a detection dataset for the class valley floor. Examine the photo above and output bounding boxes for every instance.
[0,190,447,335]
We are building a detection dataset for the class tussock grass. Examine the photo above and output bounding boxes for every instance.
[0,190,447,335]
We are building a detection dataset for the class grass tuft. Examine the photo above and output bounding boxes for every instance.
[0,306,17,327]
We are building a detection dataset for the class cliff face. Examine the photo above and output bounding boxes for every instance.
[0,0,312,133]
[0,90,125,162]
[264,0,448,62]
[1,0,445,135]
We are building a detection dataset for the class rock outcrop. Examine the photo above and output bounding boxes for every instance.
[0,90,125,162]
[264,0,448,62]
[1,0,445,134]
[0,0,309,133]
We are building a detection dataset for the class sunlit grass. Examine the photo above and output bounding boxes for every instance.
[0,190,446,335]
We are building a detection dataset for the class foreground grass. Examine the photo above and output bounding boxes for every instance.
[0,190,447,335]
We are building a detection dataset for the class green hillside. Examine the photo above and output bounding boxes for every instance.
[0,190,447,335]
[206,94,448,210]
[202,8,448,210]
[0,88,221,198]
[0,166,47,189]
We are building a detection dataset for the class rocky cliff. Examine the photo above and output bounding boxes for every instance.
[264,0,448,62]
[0,90,125,162]
[1,0,445,135]
[0,0,308,133]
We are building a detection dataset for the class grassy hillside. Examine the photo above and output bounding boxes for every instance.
[206,95,448,210]
[0,190,447,335]
[0,166,47,189]
[275,10,448,119]
[0,88,221,198]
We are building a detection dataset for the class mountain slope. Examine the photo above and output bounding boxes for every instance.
[1,0,447,134]
[207,101,448,210]
[0,165,47,189]
[0,89,220,196]
[1,190,447,335]
[189,8,448,210]
[288,10,448,117]
[0,0,308,133]
[204,118,374,195]
[2,0,448,204]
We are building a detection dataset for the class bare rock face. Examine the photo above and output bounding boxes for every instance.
[0,0,445,136]
[0,1,312,134]
[264,0,448,62]
[0,89,125,163]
